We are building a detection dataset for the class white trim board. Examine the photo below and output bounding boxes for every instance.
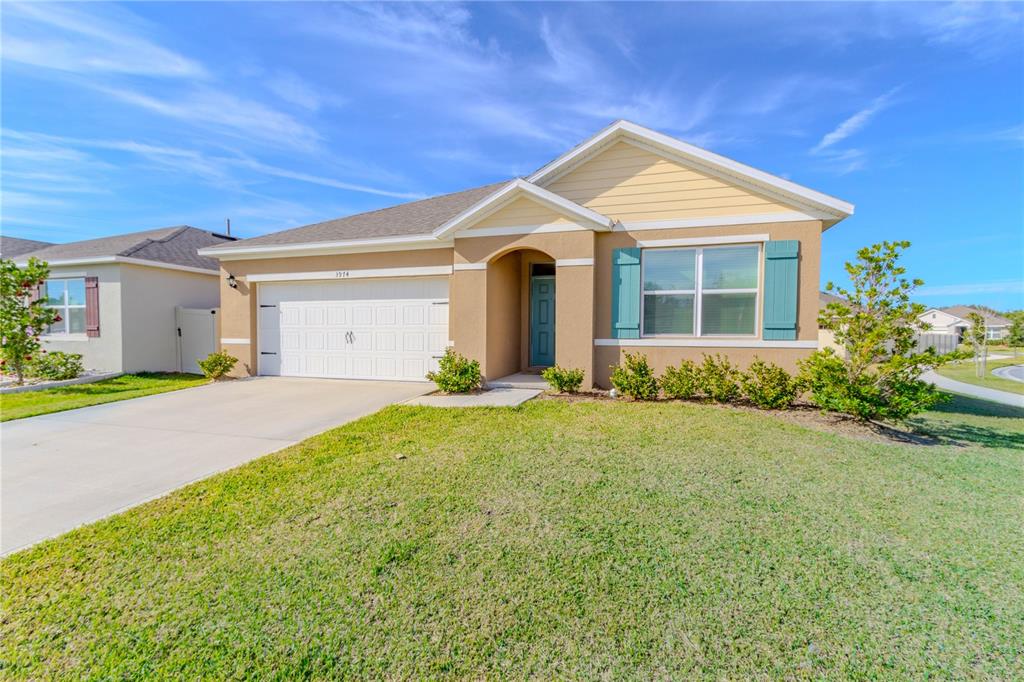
[433,178,613,239]
[453,262,488,271]
[246,265,454,282]
[199,234,446,261]
[221,338,251,345]
[637,234,769,248]
[556,258,594,267]
[456,222,591,238]
[595,338,818,349]
[613,212,818,232]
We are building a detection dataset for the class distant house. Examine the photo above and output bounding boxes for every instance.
[13,226,235,373]
[917,306,1011,342]
[1,235,53,258]
[818,291,848,355]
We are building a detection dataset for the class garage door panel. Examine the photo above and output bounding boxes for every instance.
[352,305,373,326]
[259,278,448,381]
[429,303,448,325]
[403,332,425,352]
[327,306,348,326]
[376,306,397,325]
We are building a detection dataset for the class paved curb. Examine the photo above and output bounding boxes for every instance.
[922,370,1024,408]
[404,388,543,408]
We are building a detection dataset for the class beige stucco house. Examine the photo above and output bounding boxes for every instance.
[13,226,234,373]
[201,121,853,388]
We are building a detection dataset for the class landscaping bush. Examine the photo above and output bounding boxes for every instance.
[696,354,742,403]
[197,350,238,380]
[799,349,946,421]
[541,365,584,393]
[426,348,481,393]
[740,358,801,409]
[29,351,84,381]
[609,352,659,400]
[661,359,701,399]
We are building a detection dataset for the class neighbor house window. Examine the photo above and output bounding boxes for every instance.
[43,278,86,335]
[641,245,760,337]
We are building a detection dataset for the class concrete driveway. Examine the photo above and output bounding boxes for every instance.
[1,377,430,555]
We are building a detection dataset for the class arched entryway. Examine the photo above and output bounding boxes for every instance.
[485,248,557,379]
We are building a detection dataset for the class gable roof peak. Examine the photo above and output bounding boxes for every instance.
[528,120,854,227]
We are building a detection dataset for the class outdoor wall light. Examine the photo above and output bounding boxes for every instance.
[227,274,238,289]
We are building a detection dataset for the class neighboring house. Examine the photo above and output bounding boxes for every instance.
[1,235,53,258]
[818,291,847,356]
[918,306,1011,341]
[14,226,235,373]
[201,121,854,387]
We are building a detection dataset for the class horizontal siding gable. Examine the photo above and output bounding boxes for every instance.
[469,196,573,230]
[546,141,794,223]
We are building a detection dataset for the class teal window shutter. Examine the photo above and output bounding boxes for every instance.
[762,240,800,340]
[611,247,641,339]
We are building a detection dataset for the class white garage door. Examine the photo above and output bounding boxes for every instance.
[258,278,449,381]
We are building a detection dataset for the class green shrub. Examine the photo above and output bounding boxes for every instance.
[798,349,946,421]
[541,366,584,393]
[197,350,238,379]
[661,359,701,399]
[740,358,801,409]
[29,351,84,381]
[610,352,659,400]
[694,354,742,403]
[426,348,481,393]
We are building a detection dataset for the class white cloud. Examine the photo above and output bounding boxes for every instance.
[1,2,206,78]
[230,157,424,200]
[265,71,346,112]
[92,85,322,151]
[812,87,901,154]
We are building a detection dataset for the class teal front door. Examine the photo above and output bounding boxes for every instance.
[530,276,555,367]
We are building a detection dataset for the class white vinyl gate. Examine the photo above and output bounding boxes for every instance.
[257,278,449,381]
[176,306,217,374]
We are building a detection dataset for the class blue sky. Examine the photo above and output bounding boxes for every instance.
[2,2,1022,309]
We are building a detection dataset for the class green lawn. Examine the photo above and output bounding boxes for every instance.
[936,357,1024,395]
[0,372,209,421]
[2,398,1022,678]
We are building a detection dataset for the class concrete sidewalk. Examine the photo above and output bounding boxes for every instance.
[922,370,1024,408]
[1,377,430,555]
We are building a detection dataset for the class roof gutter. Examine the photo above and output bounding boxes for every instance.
[12,255,219,276]
[197,233,449,261]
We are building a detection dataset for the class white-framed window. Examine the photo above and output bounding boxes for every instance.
[42,278,87,335]
[641,244,760,337]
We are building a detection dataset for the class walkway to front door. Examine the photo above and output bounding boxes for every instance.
[530,275,555,366]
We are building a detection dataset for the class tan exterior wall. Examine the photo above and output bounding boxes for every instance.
[594,346,813,388]
[486,251,522,378]
[218,248,454,376]
[471,197,572,229]
[546,141,792,223]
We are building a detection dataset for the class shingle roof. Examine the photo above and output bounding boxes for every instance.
[16,226,234,272]
[939,305,1011,326]
[818,291,847,310]
[0,235,54,258]
[206,181,509,250]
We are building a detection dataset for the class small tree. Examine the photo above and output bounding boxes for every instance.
[1005,311,1024,353]
[964,311,987,379]
[1,257,59,385]
[809,241,946,421]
